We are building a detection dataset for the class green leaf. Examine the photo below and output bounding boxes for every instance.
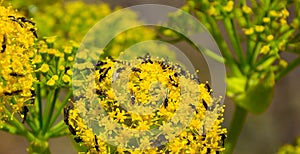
[234,71,275,114]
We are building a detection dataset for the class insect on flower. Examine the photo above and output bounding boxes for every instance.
[205,82,212,95]
[164,90,169,108]
[131,67,142,73]
[29,28,38,38]
[17,17,35,25]
[130,90,135,105]
[74,136,83,143]
[1,35,6,53]
[9,72,25,77]
[99,67,111,82]
[94,61,107,68]
[202,99,209,111]
[8,15,23,27]
[220,133,227,147]
[20,106,29,123]
[138,53,153,64]
[94,135,100,152]
[169,75,178,87]
[3,90,23,96]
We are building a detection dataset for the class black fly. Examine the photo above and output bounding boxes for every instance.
[130,90,135,105]
[169,75,178,87]
[29,28,38,38]
[94,135,100,152]
[64,66,70,73]
[99,67,111,82]
[9,72,25,77]
[202,99,209,111]
[205,82,212,95]
[20,106,29,123]
[220,133,226,147]
[131,67,142,73]
[164,90,168,108]
[17,17,35,25]
[63,105,73,126]
[3,90,22,96]
[1,35,6,53]
[138,53,153,64]
[206,148,211,154]
[8,15,23,27]
[74,136,83,143]
[94,61,107,68]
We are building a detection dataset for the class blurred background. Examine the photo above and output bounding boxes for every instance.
[1,0,299,154]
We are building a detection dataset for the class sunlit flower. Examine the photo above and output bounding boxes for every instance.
[40,63,50,73]
[0,5,40,126]
[65,55,226,153]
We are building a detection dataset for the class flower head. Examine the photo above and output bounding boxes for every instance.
[65,54,226,153]
[0,5,37,123]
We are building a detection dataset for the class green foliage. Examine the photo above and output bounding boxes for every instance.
[182,0,300,153]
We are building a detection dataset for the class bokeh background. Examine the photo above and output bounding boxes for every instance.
[0,0,299,154]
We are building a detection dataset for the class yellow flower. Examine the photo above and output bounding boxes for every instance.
[0,5,37,120]
[243,27,254,35]
[32,54,42,64]
[255,25,265,32]
[63,46,73,54]
[59,65,65,71]
[52,75,59,80]
[67,56,74,61]
[65,55,226,153]
[242,5,252,14]
[62,74,71,83]
[260,45,270,54]
[266,34,274,41]
[223,1,234,12]
[40,63,50,73]
[263,17,271,23]
[47,78,55,86]
[45,36,57,44]
[66,70,72,75]
[269,10,278,17]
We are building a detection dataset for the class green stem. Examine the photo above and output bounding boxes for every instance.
[42,88,60,134]
[205,16,242,76]
[36,73,43,130]
[27,139,50,154]
[48,90,72,129]
[3,106,35,141]
[223,17,245,67]
[47,121,68,138]
[224,105,248,154]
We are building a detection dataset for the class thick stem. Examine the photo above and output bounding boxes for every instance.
[27,139,50,154]
[224,105,248,154]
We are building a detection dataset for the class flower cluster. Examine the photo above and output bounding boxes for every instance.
[278,137,300,154]
[31,1,156,58]
[185,0,298,71]
[34,37,78,88]
[182,0,300,115]
[0,5,37,124]
[65,54,226,153]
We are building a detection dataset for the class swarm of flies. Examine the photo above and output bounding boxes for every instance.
[8,15,38,38]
